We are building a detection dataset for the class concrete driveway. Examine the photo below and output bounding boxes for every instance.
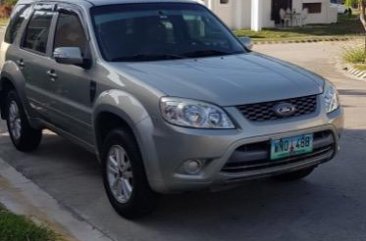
[1,41,366,241]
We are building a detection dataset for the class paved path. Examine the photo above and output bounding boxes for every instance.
[1,41,366,241]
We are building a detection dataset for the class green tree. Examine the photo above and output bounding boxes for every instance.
[3,0,18,6]
[345,0,366,61]
[345,0,357,7]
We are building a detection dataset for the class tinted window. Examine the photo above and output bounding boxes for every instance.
[54,12,88,56]
[4,5,31,44]
[22,11,54,53]
[91,3,245,62]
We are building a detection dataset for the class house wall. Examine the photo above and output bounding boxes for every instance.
[201,0,274,29]
[292,0,337,24]
[263,2,275,28]
[202,0,252,29]
[210,0,235,28]
[201,0,336,30]
[241,1,252,29]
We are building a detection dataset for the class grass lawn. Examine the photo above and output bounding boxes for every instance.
[354,64,366,71]
[0,205,62,241]
[234,14,364,41]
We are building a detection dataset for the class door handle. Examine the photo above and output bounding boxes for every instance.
[46,70,58,80]
[17,59,25,68]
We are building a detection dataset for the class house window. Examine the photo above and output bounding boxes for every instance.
[220,0,229,4]
[303,3,322,14]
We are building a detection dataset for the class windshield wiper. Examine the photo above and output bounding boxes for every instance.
[183,50,243,58]
[110,53,187,62]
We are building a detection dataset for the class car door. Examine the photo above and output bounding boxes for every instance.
[17,5,57,121]
[46,7,95,145]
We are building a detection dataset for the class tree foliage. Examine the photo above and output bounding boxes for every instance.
[354,1,366,34]
[361,3,366,33]
[3,0,18,6]
[345,0,358,7]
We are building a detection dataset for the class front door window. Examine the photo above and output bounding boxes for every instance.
[53,12,88,57]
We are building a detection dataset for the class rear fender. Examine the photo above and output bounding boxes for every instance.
[0,61,37,127]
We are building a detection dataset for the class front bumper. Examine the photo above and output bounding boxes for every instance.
[136,105,343,193]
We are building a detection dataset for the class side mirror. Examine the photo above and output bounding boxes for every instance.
[238,37,253,50]
[54,47,87,66]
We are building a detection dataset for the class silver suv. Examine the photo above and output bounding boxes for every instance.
[0,0,343,219]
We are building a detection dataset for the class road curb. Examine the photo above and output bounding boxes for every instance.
[344,64,366,80]
[253,36,355,45]
[0,157,114,241]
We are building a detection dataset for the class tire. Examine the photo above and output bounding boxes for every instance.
[102,128,158,219]
[272,167,315,182]
[5,90,42,152]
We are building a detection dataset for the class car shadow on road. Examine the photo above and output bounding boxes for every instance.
[132,129,366,240]
[339,89,366,97]
[1,127,365,241]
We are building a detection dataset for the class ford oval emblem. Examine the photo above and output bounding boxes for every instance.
[273,103,297,117]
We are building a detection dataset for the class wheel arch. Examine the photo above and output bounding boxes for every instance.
[92,90,151,158]
[0,61,29,119]
[93,90,165,192]
[0,77,16,119]
[94,111,137,153]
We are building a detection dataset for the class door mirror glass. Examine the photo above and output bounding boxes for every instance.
[54,47,84,65]
[238,37,253,50]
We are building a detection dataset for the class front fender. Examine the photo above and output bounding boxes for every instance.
[92,89,152,159]
[93,90,165,190]
[93,89,150,128]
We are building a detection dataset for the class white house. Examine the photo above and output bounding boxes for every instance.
[199,0,338,31]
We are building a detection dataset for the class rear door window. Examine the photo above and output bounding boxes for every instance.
[22,10,54,54]
[4,4,31,44]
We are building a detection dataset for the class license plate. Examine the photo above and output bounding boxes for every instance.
[270,134,314,160]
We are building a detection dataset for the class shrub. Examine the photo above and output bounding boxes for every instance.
[343,46,366,64]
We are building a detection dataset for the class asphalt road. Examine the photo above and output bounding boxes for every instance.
[1,40,366,241]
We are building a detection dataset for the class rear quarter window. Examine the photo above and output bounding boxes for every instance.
[4,4,31,44]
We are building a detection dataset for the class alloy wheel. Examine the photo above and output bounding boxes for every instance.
[8,100,22,140]
[106,145,134,204]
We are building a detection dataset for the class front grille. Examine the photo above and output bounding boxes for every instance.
[237,95,317,122]
[222,131,335,174]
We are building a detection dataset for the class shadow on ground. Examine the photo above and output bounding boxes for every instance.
[339,89,366,97]
[0,123,365,241]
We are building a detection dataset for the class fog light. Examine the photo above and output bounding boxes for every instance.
[183,160,203,175]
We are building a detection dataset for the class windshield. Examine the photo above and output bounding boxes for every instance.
[91,3,246,62]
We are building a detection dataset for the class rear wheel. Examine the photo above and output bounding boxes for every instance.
[272,167,315,182]
[5,90,42,152]
[102,129,158,219]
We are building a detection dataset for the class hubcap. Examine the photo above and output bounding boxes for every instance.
[8,101,22,140]
[107,145,134,204]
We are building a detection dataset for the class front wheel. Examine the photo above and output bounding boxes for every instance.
[5,90,42,152]
[102,129,158,219]
[272,167,315,182]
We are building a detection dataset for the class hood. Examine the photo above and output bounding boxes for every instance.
[109,53,324,106]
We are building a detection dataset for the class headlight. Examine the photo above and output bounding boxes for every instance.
[160,97,235,129]
[323,82,340,113]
